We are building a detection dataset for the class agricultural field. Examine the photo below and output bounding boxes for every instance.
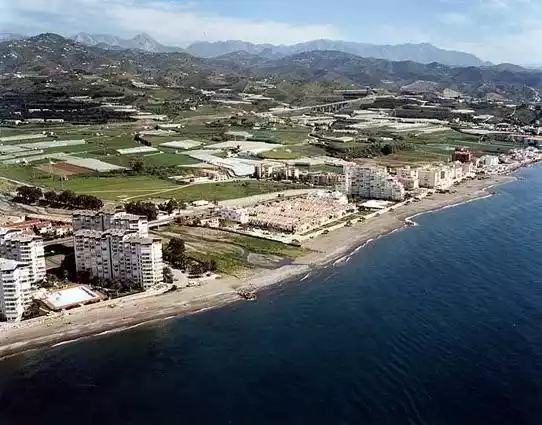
[88,152,200,168]
[161,181,307,203]
[268,127,310,144]
[126,180,306,202]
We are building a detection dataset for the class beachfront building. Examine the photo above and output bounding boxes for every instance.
[74,229,163,290]
[344,165,405,201]
[248,191,350,234]
[73,211,148,236]
[0,228,46,283]
[452,147,475,163]
[418,167,440,189]
[417,164,469,190]
[0,258,32,322]
[306,172,345,188]
[462,162,476,176]
[478,155,500,167]
[224,191,351,234]
[396,166,420,190]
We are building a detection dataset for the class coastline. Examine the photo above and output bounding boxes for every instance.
[0,172,519,359]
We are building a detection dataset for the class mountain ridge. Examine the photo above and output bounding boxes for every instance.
[186,38,491,67]
[72,32,184,53]
[1,34,540,101]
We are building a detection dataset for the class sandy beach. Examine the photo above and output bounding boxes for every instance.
[0,174,516,359]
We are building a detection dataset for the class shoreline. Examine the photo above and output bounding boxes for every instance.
[0,172,521,359]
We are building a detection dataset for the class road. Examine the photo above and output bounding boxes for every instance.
[43,237,73,247]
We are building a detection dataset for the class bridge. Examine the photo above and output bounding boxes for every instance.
[275,98,366,116]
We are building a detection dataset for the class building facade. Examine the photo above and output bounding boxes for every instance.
[396,166,420,190]
[0,228,46,283]
[73,211,161,290]
[344,165,405,201]
[72,211,148,235]
[0,258,32,322]
[452,147,475,163]
[74,229,163,290]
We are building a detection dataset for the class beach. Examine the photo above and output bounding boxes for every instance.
[0,174,516,359]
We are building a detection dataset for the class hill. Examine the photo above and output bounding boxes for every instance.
[186,39,489,67]
[0,34,230,83]
[247,50,541,100]
[1,34,541,101]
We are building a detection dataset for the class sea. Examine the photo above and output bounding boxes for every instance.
[1,166,542,425]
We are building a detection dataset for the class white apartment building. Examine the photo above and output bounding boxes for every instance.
[418,167,441,189]
[0,228,46,283]
[479,155,500,167]
[451,162,464,181]
[73,211,148,236]
[396,166,420,190]
[74,229,163,290]
[344,165,405,201]
[0,258,32,322]
[462,162,476,176]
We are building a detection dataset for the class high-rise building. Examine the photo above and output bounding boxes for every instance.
[452,147,475,163]
[396,166,420,190]
[72,211,148,236]
[0,228,45,283]
[344,165,405,201]
[74,228,163,290]
[0,258,32,322]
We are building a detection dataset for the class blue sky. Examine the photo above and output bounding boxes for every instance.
[1,0,539,63]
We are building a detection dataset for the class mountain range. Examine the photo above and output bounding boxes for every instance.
[72,32,487,67]
[73,32,183,53]
[186,39,490,67]
[1,33,540,101]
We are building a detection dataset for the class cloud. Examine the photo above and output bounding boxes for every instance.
[1,0,340,45]
[438,12,470,25]
[479,0,531,9]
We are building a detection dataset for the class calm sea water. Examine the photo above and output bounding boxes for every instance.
[2,167,542,425]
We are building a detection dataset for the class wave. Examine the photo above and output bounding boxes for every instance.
[51,337,85,348]
[300,273,311,282]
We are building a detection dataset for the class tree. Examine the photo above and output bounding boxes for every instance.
[163,238,186,268]
[16,185,42,204]
[166,199,179,214]
[58,190,77,207]
[205,260,217,272]
[163,266,174,284]
[44,190,58,204]
[381,144,394,155]
[131,158,145,173]
[125,201,158,221]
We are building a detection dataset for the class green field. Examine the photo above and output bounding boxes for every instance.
[89,152,200,168]
[2,172,307,202]
[128,180,307,202]
[52,176,178,199]
[271,127,310,144]
[166,181,306,202]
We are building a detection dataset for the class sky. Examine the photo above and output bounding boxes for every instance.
[0,0,540,64]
